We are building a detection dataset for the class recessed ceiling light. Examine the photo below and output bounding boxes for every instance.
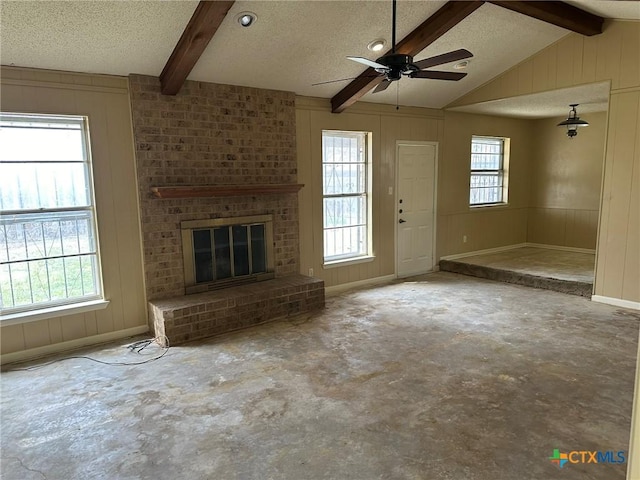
[367,39,386,52]
[237,12,257,27]
[453,60,470,70]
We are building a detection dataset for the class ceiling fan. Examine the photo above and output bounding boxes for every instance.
[346,0,473,94]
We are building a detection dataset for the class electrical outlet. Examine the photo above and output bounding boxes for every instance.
[309,268,314,277]
[463,235,468,243]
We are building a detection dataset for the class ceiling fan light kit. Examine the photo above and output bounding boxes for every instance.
[557,104,589,138]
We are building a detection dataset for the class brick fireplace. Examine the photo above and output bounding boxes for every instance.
[129,75,324,344]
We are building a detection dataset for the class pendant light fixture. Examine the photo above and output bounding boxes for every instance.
[557,104,589,138]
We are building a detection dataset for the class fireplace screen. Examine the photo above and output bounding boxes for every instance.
[181,215,274,293]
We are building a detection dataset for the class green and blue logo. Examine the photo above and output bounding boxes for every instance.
[549,449,568,468]
[549,449,626,468]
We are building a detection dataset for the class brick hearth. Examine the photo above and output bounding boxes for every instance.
[149,275,324,345]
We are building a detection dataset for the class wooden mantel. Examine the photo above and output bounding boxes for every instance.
[150,184,304,199]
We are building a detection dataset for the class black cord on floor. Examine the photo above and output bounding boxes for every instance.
[6,336,170,371]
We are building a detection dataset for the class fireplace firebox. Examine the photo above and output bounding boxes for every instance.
[181,215,275,294]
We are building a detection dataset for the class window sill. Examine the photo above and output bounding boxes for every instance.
[470,203,509,210]
[0,299,110,326]
[323,255,375,269]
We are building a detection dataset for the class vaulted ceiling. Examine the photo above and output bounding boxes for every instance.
[1,1,639,116]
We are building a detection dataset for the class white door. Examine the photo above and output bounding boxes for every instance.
[396,143,437,278]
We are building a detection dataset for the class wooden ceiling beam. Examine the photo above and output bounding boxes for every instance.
[331,1,483,113]
[160,0,235,95]
[488,1,604,36]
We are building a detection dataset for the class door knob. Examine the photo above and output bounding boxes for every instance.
[399,219,406,224]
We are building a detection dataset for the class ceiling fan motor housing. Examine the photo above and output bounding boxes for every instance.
[376,53,419,80]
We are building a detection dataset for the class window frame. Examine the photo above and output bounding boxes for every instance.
[321,130,373,265]
[0,113,105,319]
[469,135,510,208]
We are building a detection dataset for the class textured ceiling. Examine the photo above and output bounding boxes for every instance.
[447,82,611,119]
[1,1,638,112]
[190,0,448,101]
[564,0,640,19]
[191,2,568,109]
[0,1,198,76]
[359,3,569,109]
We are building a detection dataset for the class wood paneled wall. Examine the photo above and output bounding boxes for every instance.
[0,68,147,361]
[596,89,639,302]
[527,208,599,249]
[527,112,607,250]
[449,21,639,107]
[449,20,640,303]
[296,97,444,288]
[438,111,533,258]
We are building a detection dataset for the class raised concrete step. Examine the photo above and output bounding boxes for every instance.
[439,259,593,297]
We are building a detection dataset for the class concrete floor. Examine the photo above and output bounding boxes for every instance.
[1,272,638,480]
[452,246,596,283]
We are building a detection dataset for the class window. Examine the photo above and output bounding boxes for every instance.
[0,114,103,316]
[322,130,371,263]
[469,136,509,206]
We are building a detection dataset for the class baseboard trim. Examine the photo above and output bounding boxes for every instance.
[440,243,527,261]
[0,325,150,365]
[591,295,640,311]
[325,274,396,296]
[525,243,596,255]
[440,242,596,262]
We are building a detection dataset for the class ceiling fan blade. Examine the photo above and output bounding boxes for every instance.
[411,70,467,81]
[413,49,473,70]
[347,56,389,70]
[372,79,393,94]
[312,75,379,86]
